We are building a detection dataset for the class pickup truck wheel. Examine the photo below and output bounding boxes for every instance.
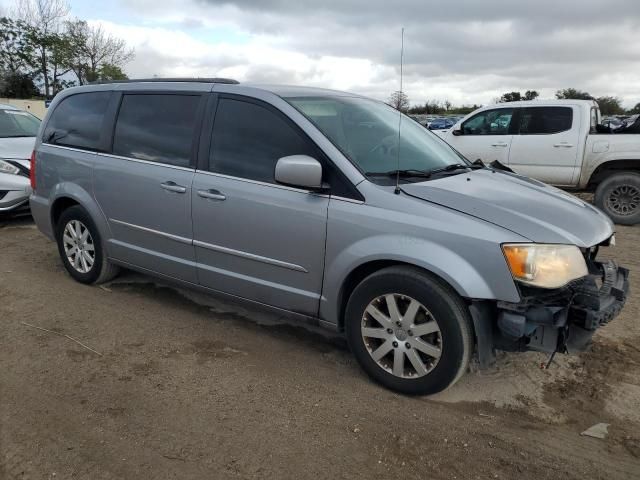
[595,172,640,225]
[55,205,119,284]
[345,266,473,395]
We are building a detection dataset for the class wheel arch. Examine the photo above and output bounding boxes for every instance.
[48,183,111,242]
[587,159,640,189]
[327,244,513,332]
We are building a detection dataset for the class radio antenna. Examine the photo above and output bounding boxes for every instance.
[394,27,405,195]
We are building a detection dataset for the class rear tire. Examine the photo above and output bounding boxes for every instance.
[345,266,474,395]
[594,172,640,225]
[55,205,119,284]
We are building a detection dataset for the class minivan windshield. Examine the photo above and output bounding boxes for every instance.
[286,96,467,183]
[0,108,41,138]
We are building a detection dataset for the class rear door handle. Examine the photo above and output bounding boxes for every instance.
[491,142,509,147]
[197,189,226,201]
[160,181,187,194]
[553,143,574,148]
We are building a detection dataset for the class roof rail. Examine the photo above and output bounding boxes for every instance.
[90,77,240,85]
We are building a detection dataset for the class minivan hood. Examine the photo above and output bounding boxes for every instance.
[0,136,35,161]
[401,169,613,247]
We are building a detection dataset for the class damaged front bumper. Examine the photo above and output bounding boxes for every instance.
[471,258,630,367]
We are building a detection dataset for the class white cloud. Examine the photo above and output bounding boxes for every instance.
[80,0,640,108]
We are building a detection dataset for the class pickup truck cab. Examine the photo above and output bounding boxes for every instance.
[443,100,640,224]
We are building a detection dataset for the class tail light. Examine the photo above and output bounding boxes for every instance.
[30,150,36,190]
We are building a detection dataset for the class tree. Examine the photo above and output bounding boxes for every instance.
[628,103,640,114]
[499,90,538,102]
[12,0,70,97]
[0,70,39,97]
[596,96,624,116]
[499,91,521,102]
[555,88,593,100]
[96,62,128,81]
[388,90,409,112]
[63,19,133,85]
[444,99,452,111]
[0,16,37,74]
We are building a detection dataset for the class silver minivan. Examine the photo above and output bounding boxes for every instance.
[30,79,629,394]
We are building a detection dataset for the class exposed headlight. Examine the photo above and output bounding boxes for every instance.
[502,243,588,289]
[0,160,20,175]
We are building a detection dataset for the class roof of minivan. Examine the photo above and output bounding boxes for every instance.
[81,78,367,100]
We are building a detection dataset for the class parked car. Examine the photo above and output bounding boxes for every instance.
[602,117,624,131]
[0,104,40,214]
[30,80,629,394]
[443,100,640,224]
[428,117,455,130]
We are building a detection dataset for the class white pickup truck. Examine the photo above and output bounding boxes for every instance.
[443,100,640,224]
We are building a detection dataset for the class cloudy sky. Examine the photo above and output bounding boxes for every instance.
[5,0,640,107]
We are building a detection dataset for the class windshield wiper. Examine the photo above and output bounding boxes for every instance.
[365,169,433,178]
[0,134,35,138]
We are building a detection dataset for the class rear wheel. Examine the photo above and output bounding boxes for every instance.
[345,266,474,395]
[56,205,119,284]
[594,172,640,225]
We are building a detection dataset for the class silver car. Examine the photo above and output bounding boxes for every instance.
[30,79,629,394]
[0,104,40,214]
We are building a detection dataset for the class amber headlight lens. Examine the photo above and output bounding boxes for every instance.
[502,244,588,289]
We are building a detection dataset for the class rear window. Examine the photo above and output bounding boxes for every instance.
[519,107,573,135]
[44,92,111,150]
[113,94,200,167]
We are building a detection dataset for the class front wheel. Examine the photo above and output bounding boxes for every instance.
[594,172,640,225]
[345,266,474,395]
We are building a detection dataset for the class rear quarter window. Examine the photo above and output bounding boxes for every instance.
[44,91,111,150]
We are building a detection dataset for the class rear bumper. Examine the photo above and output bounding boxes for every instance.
[29,193,54,240]
[497,259,629,354]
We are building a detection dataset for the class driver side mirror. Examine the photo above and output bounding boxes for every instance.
[452,127,463,136]
[275,155,326,191]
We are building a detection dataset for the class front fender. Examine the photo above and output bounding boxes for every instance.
[320,233,521,326]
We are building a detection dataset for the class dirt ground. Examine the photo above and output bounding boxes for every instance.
[1,213,639,479]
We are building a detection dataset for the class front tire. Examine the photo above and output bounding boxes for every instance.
[55,205,119,284]
[594,172,640,225]
[345,266,474,395]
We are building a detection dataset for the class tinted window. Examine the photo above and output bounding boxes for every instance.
[44,92,111,150]
[113,94,200,167]
[462,108,514,135]
[210,98,317,183]
[519,107,573,135]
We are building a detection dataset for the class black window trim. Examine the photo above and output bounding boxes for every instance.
[516,106,574,136]
[43,90,114,153]
[108,90,207,169]
[201,92,364,201]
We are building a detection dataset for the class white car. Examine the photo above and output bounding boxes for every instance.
[0,104,40,214]
[443,100,640,224]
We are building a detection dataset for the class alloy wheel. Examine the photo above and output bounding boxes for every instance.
[361,293,442,378]
[607,184,640,216]
[62,220,95,274]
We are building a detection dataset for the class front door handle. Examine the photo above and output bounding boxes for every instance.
[491,142,509,147]
[553,143,574,148]
[197,189,226,201]
[160,181,187,193]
